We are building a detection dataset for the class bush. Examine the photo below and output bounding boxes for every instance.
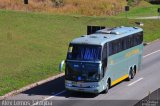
[127,0,141,6]
[51,0,64,7]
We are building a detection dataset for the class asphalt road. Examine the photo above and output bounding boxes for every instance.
[4,40,160,106]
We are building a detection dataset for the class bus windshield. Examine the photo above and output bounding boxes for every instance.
[67,44,102,61]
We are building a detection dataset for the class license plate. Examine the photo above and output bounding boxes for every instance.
[72,82,77,85]
[78,89,84,91]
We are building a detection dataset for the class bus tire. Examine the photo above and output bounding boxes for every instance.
[127,68,133,81]
[134,65,137,76]
[104,81,109,94]
[131,68,136,79]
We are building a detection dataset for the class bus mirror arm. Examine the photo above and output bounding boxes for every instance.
[98,63,102,74]
[59,60,65,72]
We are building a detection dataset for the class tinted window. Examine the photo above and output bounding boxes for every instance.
[117,39,123,52]
[133,32,143,46]
[123,37,127,50]
[109,31,143,56]
[67,45,102,61]
[133,34,138,46]
[109,42,113,56]
[138,32,143,44]
[127,36,132,48]
[102,43,107,60]
[109,40,123,55]
[102,43,108,67]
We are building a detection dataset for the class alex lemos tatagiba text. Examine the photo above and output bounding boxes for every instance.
[1,100,53,106]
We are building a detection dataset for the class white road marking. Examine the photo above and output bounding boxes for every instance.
[31,90,66,106]
[127,78,143,86]
[44,90,66,100]
[143,50,160,58]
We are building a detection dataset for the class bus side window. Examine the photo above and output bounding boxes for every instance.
[118,39,123,52]
[116,40,120,53]
[102,43,108,67]
[133,34,138,46]
[109,42,113,56]
[113,41,118,54]
[131,35,134,48]
[129,36,132,48]
[108,31,143,56]
[139,32,143,44]
[136,32,142,45]
[109,39,124,55]
[125,37,129,49]
[102,43,108,77]
[123,37,127,50]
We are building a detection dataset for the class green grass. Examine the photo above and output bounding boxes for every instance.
[0,10,160,96]
[118,4,160,18]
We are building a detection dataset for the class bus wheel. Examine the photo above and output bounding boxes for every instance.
[127,68,134,81]
[134,66,137,76]
[131,68,136,79]
[104,82,109,94]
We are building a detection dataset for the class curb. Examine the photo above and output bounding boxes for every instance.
[147,39,160,45]
[0,73,64,100]
[144,39,160,46]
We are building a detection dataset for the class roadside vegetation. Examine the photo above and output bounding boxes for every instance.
[1,0,159,17]
[0,10,160,96]
[0,0,126,16]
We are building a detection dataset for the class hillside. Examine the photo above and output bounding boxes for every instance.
[0,0,126,16]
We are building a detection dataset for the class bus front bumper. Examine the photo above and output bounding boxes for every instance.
[65,80,103,94]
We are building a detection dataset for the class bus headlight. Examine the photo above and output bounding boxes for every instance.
[66,83,72,87]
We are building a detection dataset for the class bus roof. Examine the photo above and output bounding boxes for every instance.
[70,26,143,46]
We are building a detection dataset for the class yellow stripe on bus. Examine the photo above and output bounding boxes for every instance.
[111,74,129,86]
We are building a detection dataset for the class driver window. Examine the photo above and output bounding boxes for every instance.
[102,43,108,77]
